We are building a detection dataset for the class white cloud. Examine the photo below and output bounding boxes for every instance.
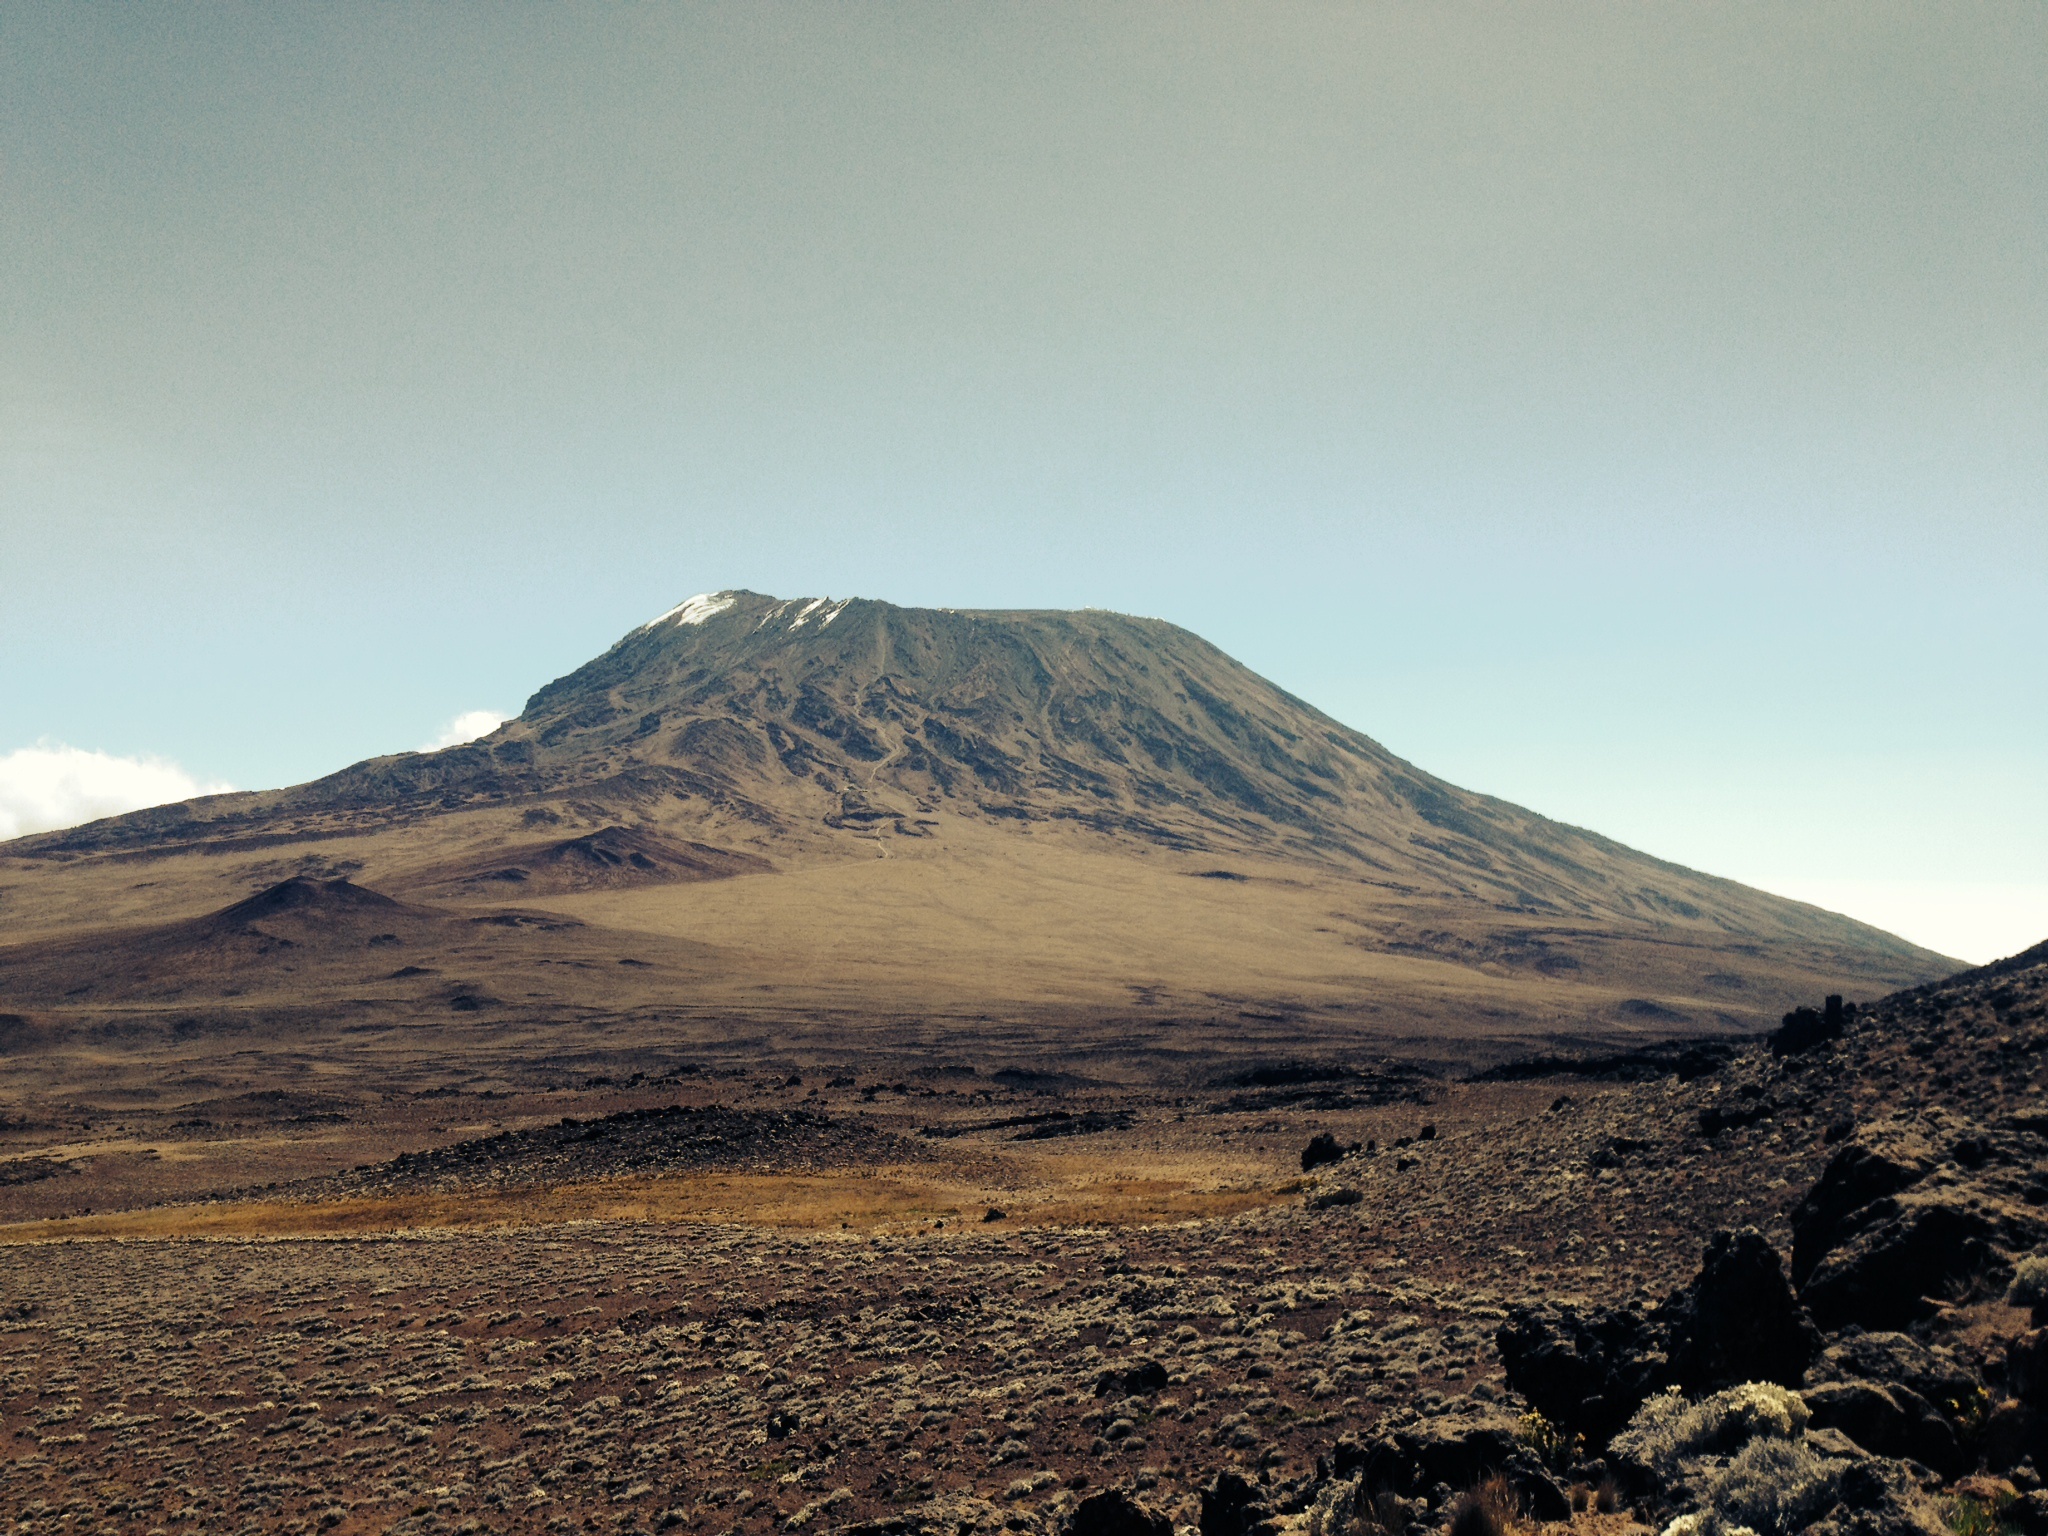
[421,710,507,752]
[0,742,233,841]
[1758,877,2048,968]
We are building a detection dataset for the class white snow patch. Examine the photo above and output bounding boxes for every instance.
[420,710,507,752]
[642,591,737,631]
[820,599,851,626]
[0,742,233,841]
[787,597,830,630]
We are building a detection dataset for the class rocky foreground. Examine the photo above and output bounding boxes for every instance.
[1,944,2044,1536]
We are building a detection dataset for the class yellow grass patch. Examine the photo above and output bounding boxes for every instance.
[0,1165,1292,1243]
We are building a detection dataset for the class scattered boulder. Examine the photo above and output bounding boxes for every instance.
[1979,1397,2044,1474]
[1699,1102,1772,1137]
[1773,996,1853,1058]
[1814,1332,1981,1412]
[1317,1412,1565,1523]
[1500,1454,1573,1522]
[1309,1187,1362,1210]
[1499,1229,1806,1447]
[1803,1193,2014,1330]
[1301,1133,1346,1172]
[1791,1123,1942,1287]
[1347,1406,1525,1495]
[1804,1426,1872,1462]
[2011,1489,2048,1536]
[2007,1326,2048,1404]
[1094,1359,1169,1398]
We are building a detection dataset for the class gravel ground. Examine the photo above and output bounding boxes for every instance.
[4,949,2041,1536]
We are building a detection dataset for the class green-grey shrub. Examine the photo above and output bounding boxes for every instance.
[1699,1437,1843,1536]
[1613,1383,1811,1481]
[2008,1253,2048,1315]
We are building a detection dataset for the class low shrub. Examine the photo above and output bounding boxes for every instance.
[1304,1479,1404,1536]
[2006,1254,2048,1321]
[1947,1489,2020,1536]
[1700,1436,1843,1536]
[1516,1408,1583,1472]
[1613,1382,1810,1481]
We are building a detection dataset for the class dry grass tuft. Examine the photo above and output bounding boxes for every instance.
[1448,1475,1521,1536]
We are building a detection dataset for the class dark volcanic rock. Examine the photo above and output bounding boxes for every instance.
[1496,1303,1668,1446]
[1301,1133,1346,1172]
[1792,1115,2048,1329]
[1817,1332,1981,1410]
[1802,1457,1950,1536]
[1502,1229,1816,1445]
[1792,1124,1943,1288]
[2010,1328,2048,1405]
[1324,1409,1568,1522]
[1773,996,1853,1058]
[1359,1408,1526,1494]
[296,1103,925,1198]
[1802,1380,1960,1476]
[1068,1490,1171,1536]
[1198,1471,1267,1536]
[1499,1452,1573,1522]
[1658,1227,1817,1394]
[1094,1359,1169,1398]
[1803,1197,2006,1330]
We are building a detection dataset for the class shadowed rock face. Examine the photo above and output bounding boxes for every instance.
[1495,1300,1670,1446]
[1792,1113,2048,1331]
[1661,1226,1819,1394]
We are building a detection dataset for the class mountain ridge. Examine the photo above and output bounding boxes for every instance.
[8,591,1945,967]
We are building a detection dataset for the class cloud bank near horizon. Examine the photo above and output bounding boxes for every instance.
[0,743,233,841]
[1756,878,2048,971]
[420,711,507,752]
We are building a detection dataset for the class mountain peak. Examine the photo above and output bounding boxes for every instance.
[636,591,862,640]
[8,594,1950,985]
[639,590,743,630]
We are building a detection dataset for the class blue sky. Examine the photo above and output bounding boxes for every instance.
[2,4,2042,960]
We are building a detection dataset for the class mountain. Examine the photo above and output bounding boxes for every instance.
[0,593,1953,1094]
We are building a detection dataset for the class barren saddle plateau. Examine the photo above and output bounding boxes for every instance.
[0,591,1949,1091]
